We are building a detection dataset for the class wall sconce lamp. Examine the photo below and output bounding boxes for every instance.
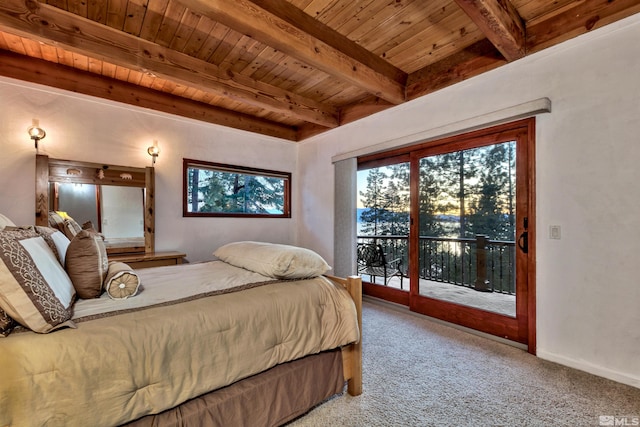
[27,119,46,150]
[147,140,160,165]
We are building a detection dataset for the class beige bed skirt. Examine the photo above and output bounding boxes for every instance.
[125,348,345,427]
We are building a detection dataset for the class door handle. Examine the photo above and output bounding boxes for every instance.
[518,231,528,254]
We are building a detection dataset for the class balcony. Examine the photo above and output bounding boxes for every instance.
[357,235,516,317]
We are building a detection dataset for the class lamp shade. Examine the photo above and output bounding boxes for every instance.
[147,145,160,156]
[147,140,160,164]
[28,125,46,140]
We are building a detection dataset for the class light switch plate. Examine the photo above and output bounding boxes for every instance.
[549,225,561,240]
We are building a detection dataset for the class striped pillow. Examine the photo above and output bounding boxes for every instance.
[48,211,82,240]
[48,210,66,231]
[0,228,75,333]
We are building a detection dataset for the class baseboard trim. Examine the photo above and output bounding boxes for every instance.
[365,296,639,389]
[536,349,640,389]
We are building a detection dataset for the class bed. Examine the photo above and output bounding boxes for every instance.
[0,232,362,427]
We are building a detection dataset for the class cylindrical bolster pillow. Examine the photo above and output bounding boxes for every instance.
[104,262,141,300]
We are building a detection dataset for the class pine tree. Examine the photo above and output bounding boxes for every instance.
[359,168,388,236]
[385,163,410,235]
[467,142,516,240]
[418,156,447,237]
[359,165,411,236]
[188,168,284,214]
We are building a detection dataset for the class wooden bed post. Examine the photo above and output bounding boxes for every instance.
[326,274,362,396]
[345,275,363,396]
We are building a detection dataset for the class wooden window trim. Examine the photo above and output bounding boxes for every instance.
[356,118,536,353]
[183,158,291,218]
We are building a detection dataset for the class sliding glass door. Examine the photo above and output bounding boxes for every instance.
[416,142,516,317]
[357,156,411,306]
[357,119,535,351]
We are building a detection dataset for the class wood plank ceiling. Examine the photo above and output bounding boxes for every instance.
[0,0,639,141]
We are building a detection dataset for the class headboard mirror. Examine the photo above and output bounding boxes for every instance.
[35,154,155,255]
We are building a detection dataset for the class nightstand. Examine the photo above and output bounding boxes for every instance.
[109,251,186,269]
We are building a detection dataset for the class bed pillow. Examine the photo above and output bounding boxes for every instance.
[104,262,141,300]
[0,213,15,231]
[213,241,331,279]
[0,308,16,337]
[35,226,70,266]
[0,228,75,333]
[65,227,109,299]
[48,210,65,230]
[4,225,70,266]
[48,211,82,240]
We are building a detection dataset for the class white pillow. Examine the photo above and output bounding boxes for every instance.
[0,213,15,230]
[49,230,71,266]
[213,241,331,279]
[20,237,75,306]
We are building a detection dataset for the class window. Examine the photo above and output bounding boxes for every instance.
[183,159,291,218]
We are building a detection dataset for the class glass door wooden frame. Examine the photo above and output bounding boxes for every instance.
[358,118,536,354]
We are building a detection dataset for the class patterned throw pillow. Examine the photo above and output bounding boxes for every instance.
[0,224,68,336]
[0,228,75,333]
[0,307,16,337]
[35,226,71,266]
[65,227,109,299]
[64,218,82,237]
[48,210,66,231]
[5,225,71,266]
[48,211,82,240]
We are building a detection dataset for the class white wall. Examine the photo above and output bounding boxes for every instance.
[297,16,640,387]
[0,79,298,262]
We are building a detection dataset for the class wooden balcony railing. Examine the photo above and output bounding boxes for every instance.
[357,234,516,295]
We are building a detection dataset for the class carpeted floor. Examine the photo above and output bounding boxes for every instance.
[288,299,640,427]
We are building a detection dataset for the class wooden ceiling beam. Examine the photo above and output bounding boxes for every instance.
[295,123,329,141]
[453,0,525,61]
[406,39,506,100]
[297,96,395,141]
[339,96,394,127]
[248,0,407,85]
[526,0,640,54]
[0,0,338,128]
[177,0,406,105]
[0,50,299,141]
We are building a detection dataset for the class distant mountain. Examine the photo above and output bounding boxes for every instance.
[358,207,459,222]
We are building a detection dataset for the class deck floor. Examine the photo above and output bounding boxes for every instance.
[363,275,516,317]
